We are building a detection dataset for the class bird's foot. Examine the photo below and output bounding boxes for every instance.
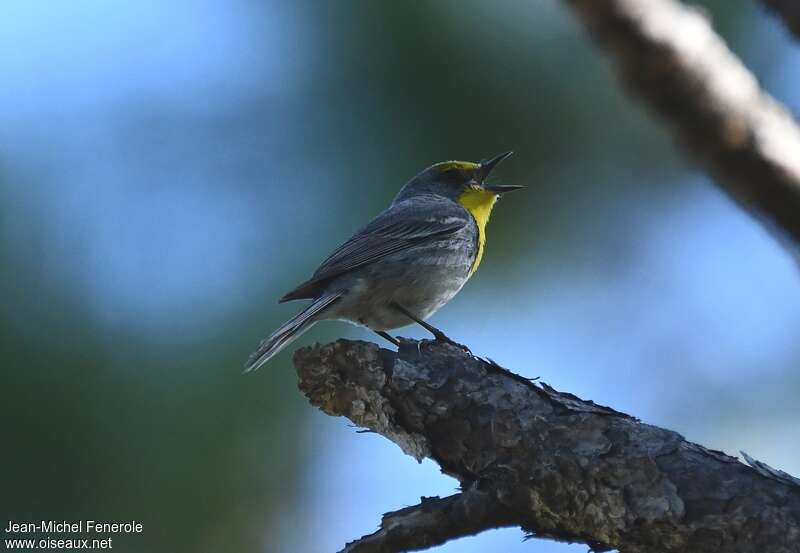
[429,330,472,354]
[396,336,424,357]
[374,330,401,347]
[389,302,472,353]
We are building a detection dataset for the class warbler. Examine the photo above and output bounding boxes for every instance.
[244,151,522,372]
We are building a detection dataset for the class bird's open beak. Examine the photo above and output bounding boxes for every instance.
[483,183,525,194]
[479,151,523,194]
[480,151,514,178]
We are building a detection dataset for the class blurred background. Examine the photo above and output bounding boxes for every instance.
[1,1,799,552]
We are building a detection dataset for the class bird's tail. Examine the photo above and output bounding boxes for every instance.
[244,292,342,373]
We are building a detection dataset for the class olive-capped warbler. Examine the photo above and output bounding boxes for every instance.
[245,152,522,372]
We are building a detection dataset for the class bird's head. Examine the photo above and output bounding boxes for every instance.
[393,151,523,205]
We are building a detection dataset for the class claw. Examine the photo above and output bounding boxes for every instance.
[432,332,472,354]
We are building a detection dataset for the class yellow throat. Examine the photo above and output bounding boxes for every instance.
[457,187,499,275]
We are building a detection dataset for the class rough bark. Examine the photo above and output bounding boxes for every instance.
[339,489,516,553]
[564,0,800,255]
[761,0,800,39]
[295,339,800,553]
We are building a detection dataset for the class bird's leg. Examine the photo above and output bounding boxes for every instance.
[373,330,401,347]
[390,302,458,345]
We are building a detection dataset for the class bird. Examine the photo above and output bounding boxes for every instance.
[244,151,523,372]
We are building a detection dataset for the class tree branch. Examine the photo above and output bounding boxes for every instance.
[340,488,516,553]
[563,0,800,254]
[760,0,800,39]
[295,339,800,553]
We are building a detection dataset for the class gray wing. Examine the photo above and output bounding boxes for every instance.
[280,196,470,302]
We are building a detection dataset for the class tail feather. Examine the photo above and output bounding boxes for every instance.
[244,293,341,373]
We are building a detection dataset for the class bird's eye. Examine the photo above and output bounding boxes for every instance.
[466,179,480,190]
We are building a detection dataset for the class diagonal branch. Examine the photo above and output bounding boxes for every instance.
[340,487,516,553]
[760,0,800,39]
[295,339,800,553]
[563,0,800,254]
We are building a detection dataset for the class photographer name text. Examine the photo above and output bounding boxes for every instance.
[4,521,142,534]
